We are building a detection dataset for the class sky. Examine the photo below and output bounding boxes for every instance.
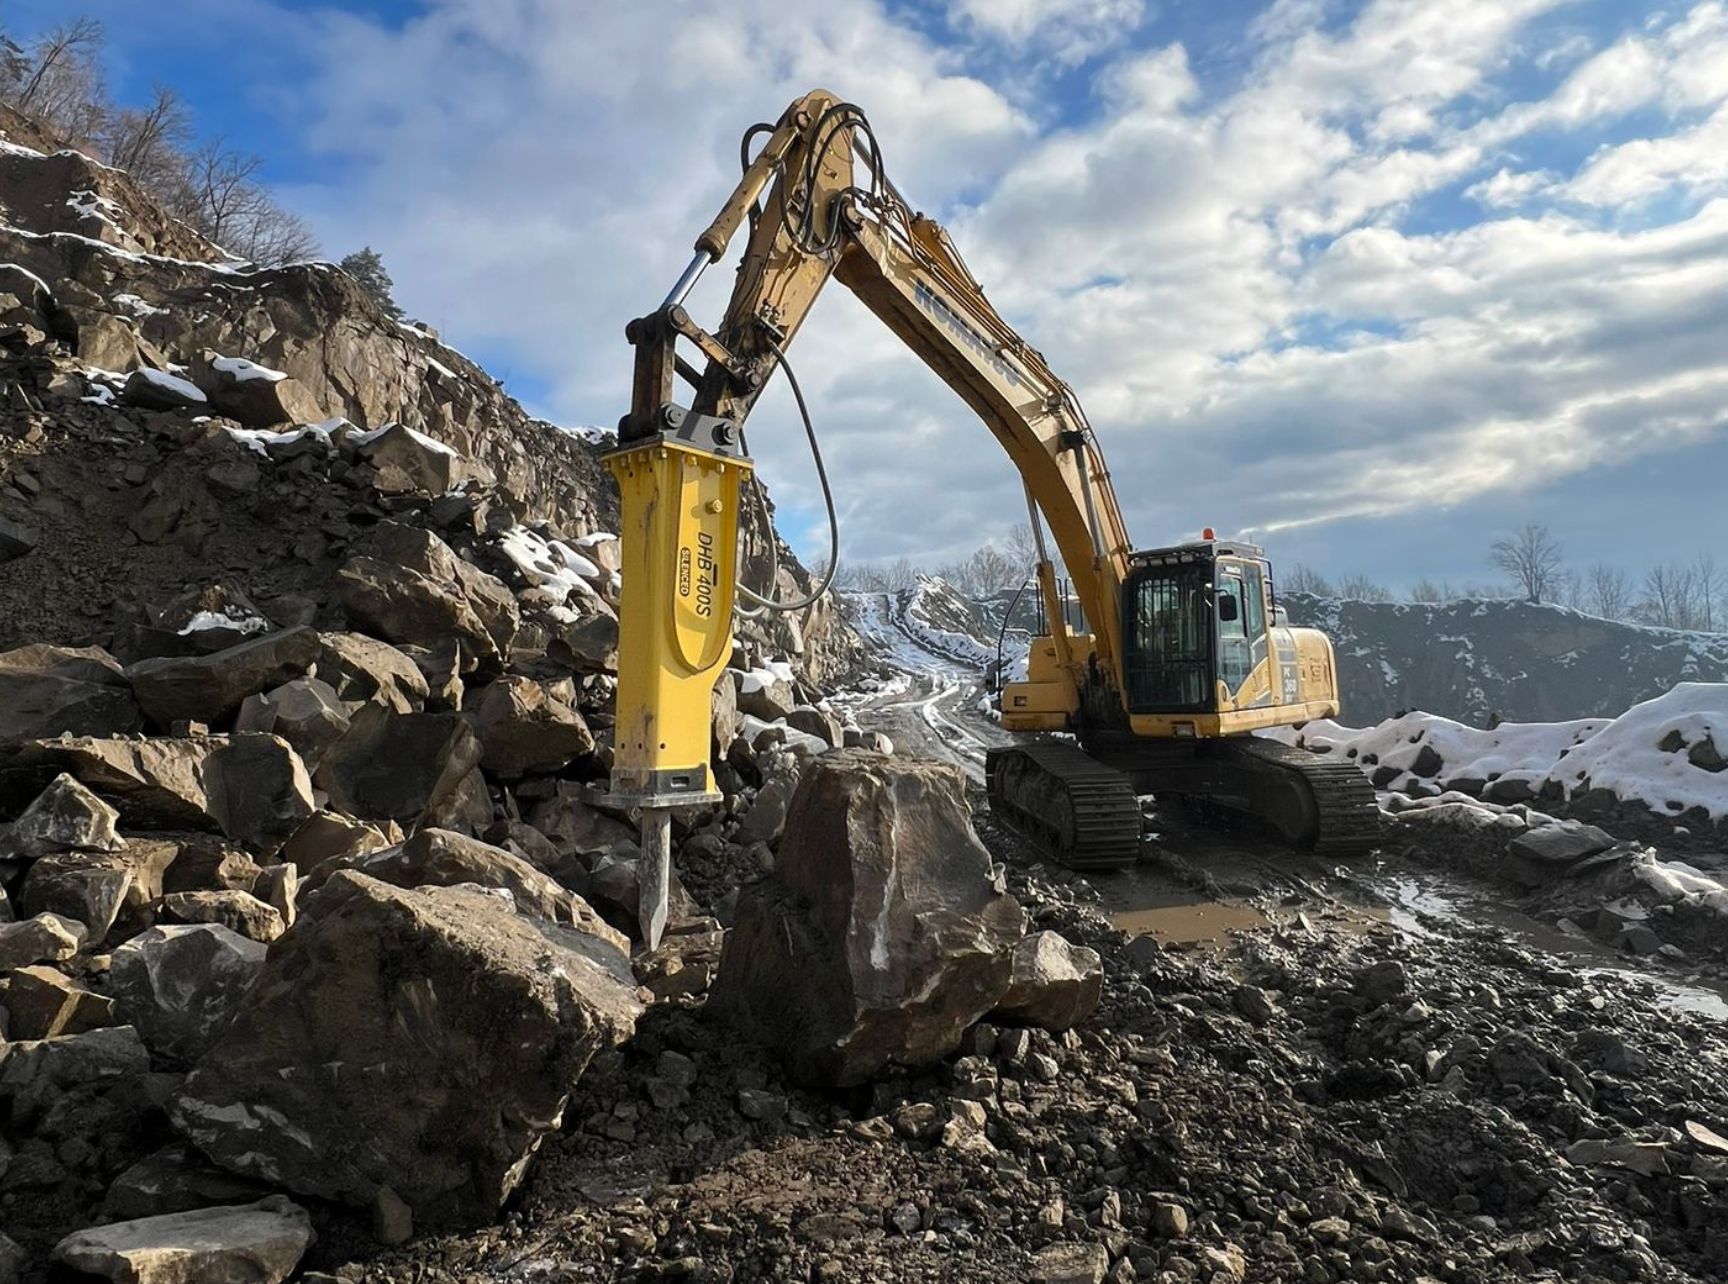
[10,0,1728,590]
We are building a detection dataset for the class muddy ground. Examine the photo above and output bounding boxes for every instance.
[321,764,1728,1284]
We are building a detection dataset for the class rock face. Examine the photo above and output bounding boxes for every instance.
[108,924,267,1065]
[52,1196,313,1284]
[711,751,1026,1086]
[171,872,641,1226]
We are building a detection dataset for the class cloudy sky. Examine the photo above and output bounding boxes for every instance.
[16,0,1728,588]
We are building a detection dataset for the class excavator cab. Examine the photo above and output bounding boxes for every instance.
[1122,540,1274,716]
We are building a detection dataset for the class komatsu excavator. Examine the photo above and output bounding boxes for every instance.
[603,91,1378,947]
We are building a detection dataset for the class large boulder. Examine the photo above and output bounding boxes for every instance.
[104,1146,278,1222]
[0,735,314,855]
[710,751,1026,1086]
[170,873,641,1226]
[334,524,518,667]
[2,965,116,1040]
[353,422,464,494]
[353,828,626,953]
[315,633,428,713]
[124,628,320,728]
[735,667,796,722]
[0,644,141,738]
[527,792,636,861]
[1505,820,1617,888]
[467,677,594,777]
[161,890,286,944]
[0,772,124,859]
[313,704,482,824]
[109,924,267,1065]
[0,912,86,970]
[196,352,327,429]
[989,931,1105,1032]
[52,1196,312,1284]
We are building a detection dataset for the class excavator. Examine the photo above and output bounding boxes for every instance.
[602,91,1378,947]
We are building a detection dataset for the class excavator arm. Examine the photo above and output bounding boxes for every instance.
[604,92,1141,945]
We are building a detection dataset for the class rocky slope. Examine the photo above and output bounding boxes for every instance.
[1285,595,1728,726]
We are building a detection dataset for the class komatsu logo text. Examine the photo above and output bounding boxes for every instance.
[914,281,1021,387]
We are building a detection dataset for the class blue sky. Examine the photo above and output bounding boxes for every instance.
[10,0,1728,594]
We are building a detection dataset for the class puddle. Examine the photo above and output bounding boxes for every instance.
[1387,876,1728,1021]
[1110,895,1272,947]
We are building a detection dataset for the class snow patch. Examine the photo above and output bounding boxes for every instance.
[212,355,287,383]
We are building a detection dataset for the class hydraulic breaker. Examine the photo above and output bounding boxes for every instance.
[602,414,750,949]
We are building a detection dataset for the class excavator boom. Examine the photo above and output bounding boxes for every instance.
[606,92,1374,945]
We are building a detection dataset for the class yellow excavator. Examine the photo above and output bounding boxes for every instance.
[603,91,1377,946]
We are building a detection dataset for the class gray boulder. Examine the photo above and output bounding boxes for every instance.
[170,873,641,1226]
[103,1145,277,1222]
[334,524,517,667]
[0,644,141,738]
[353,422,462,494]
[109,924,266,1065]
[735,668,796,722]
[314,703,482,825]
[53,1196,312,1284]
[0,772,124,859]
[315,632,428,713]
[18,852,134,942]
[1506,820,1617,888]
[2,965,116,1040]
[710,751,1026,1086]
[196,353,326,429]
[0,1026,150,1102]
[989,931,1104,1032]
[234,676,351,768]
[527,792,636,861]
[161,890,286,943]
[125,627,319,728]
[468,676,595,777]
[785,705,844,748]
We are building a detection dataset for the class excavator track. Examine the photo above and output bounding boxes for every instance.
[1200,737,1381,856]
[985,741,1142,871]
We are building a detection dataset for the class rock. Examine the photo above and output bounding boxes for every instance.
[1,964,116,1040]
[710,751,1026,1086]
[0,1026,150,1100]
[1030,1242,1108,1284]
[990,931,1104,1032]
[546,600,619,674]
[122,367,208,412]
[198,354,326,429]
[234,677,351,769]
[1,772,124,859]
[161,891,286,943]
[1232,983,1277,1027]
[468,676,595,777]
[0,643,141,738]
[0,735,315,855]
[335,524,518,667]
[0,1233,22,1284]
[584,849,698,936]
[253,865,299,930]
[161,843,261,896]
[737,1088,787,1121]
[737,757,800,846]
[1689,737,1726,772]
[357,828,627,953]
[53,1195,313,1284]
[735,667,796,722]
[279,812,394,873]
[314,704,482,824]
[125,628,320,728]
[1482,776,1536,805]
[18,853,133,941]
[1198,1245,1247,1281]
[1505,821,1616,887]
[372,1185,414,1246]
[353,422,465,495]
[784,705,844,748]
[171,873,641,1226]
[1151,1202,1189,1238]
[109,924,266,1064]
[315,633,428,713]
[103,1146,276,1221]
[711,672,742,760]
[1409,742,1445,778]
[1353,959,1408,1005]
[0,912,86,969]
[1565,1137,1670,1176]
[527,793,636,861]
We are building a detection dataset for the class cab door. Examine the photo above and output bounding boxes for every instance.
[1217,560,1274,708]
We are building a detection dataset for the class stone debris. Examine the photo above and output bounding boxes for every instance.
[990,930,1105,1032]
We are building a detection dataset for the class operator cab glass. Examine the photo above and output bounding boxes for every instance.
[1122,546,1271,714]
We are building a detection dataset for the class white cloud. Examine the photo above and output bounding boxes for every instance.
[262,0,1728,578]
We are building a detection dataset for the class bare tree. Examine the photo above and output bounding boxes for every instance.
[1004,521,1040,569]
[102,84,192,192]
[1489,523,1564,602]
[1639,562,1700,630]
[1410,578,1453,603]
[173,139,317,265]
[1281,564,1334,596]
[1585,564,1632,621]
[1695,553,1723,632]
[9,18,105,141]
[1336,574,1391,602]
